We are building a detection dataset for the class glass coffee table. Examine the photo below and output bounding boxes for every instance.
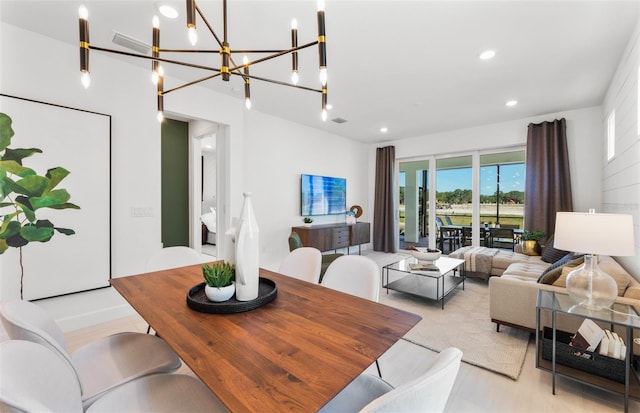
[382,256,465,309]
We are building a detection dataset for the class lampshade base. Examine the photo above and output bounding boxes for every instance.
[565,255,617,311]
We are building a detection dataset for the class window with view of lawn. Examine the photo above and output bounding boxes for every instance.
[399,149,525,251]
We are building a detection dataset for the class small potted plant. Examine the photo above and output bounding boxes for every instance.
[521,230,546,256]
[203,262,235,302]
[303,217,313,227]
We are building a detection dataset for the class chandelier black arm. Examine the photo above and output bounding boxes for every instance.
[195,1,241,77]
[89,45,220,72]
[231,41,318,70]
[158,41,317,56]
[195,3,223,48]
[89,45,322,94]
[164,71,322,96]
[244,74,322,93]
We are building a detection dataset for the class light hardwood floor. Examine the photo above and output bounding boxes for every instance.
[65,306,639,412]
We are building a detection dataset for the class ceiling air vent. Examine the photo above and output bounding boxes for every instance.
[112,32,151,54]
[331,117,347,124]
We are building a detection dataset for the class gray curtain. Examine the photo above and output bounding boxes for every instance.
[374,146,396,252]
[524,118,573,239]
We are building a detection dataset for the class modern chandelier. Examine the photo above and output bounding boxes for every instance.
[78,0,328,122]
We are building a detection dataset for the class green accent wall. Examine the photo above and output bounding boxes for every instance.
[161,119,189,247]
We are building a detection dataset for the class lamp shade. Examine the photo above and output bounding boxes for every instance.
[555,211,635,310]
[554,212,634,256]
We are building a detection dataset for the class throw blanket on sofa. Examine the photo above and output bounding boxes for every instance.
[450,246,499,274]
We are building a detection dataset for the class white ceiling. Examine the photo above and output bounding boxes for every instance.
[2,0,638,143]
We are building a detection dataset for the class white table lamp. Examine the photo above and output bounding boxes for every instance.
[554,210,635,310]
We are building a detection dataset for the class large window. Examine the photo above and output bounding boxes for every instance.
[480,151,525,229]
[436,156,472,226]
[398,149,525,249]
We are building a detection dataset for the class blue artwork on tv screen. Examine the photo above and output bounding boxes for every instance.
[301,174,347,216]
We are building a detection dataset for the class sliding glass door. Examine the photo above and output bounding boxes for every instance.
[479,150,525,229]
[398,148,525,251]
[399,160,430,246]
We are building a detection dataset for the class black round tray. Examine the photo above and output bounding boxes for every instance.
[186,277,277,314]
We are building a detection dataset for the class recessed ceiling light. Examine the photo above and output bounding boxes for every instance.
[157,3,178,19]
[505,100,518,107]
[380,127,388,133]
[479,50,496,60]
[326,104,333,110]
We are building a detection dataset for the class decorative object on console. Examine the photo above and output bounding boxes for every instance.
[554,210,635,310]
[77,0,328,121]
[345,210,356,224]
[303,217,313,227]
[349,205,363,218]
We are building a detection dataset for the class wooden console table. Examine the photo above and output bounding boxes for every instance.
[292,222,370,254]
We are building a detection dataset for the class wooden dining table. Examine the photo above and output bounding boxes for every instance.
[111,263,421,412]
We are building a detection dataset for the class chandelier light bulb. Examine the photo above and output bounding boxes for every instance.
[245,97,252,110]
[243,55,249,65]
[291,18,298,30]
[80,71,91,89]
[317,0,325,12]
[319,67,328,86]
[151,66,164,85]
[152,15,160,28]
[78,5,88,19]
[291,71,299,85]
[188,27,198,46]
[157,111,164,123]
[321,108,327,122]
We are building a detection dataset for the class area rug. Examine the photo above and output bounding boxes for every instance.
[378,279,530,380]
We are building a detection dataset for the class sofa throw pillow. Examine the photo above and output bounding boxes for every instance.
[537,253,572,284]
[623,286,640,300]
[599,259,631,296]
[540,235,570,263]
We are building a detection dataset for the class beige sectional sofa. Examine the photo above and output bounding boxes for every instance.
[450,245,640,340]
[489,253,640,332]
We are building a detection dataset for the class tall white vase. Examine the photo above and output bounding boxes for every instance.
[235,192,259,301]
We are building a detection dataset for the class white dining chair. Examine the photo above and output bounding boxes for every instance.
[146,246,204,272]
[321,255,380,302]
[319,347,463,413]
[0,340,227,413]
[278,247,322,283]
[321,255,382,376]
[0,300,182,410]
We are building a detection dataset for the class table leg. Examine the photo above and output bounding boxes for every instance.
[552,311,557,395]
[625,327,631,413]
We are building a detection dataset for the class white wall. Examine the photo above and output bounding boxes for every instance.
[602,22,640,277]
[0,22,370,330]
[242,109,370,270]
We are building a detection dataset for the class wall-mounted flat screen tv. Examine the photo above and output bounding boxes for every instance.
[301,174,347,216]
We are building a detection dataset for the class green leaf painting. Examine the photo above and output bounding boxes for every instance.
[0,112,79,298]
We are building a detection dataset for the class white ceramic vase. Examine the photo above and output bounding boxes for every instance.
[205,282,235,302]
[235,192,260,301]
